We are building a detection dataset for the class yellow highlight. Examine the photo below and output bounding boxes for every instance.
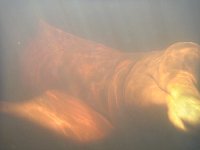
[1,21,200,143]
[167,86,200,131]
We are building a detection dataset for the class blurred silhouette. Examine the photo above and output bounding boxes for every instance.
[1,21,200,143]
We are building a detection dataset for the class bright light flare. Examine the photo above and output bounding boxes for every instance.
[158,43,200,131]
[1,21,200,142]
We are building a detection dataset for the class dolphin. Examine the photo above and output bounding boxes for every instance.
[1,20,200,143]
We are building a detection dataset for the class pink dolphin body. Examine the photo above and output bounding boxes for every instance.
[1,21,200,143]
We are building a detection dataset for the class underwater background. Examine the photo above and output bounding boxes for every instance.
[0,0,200,150]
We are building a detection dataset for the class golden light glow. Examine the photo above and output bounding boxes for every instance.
[1,21,200,143]
[123,42,200,131]
[167,85,200,131]
[157,43,200,131]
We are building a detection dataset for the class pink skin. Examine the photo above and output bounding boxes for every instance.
[1,20,200,142]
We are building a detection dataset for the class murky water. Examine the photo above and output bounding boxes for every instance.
[0,1,200,150]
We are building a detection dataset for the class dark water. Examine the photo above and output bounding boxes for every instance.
[0,0,200,150]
